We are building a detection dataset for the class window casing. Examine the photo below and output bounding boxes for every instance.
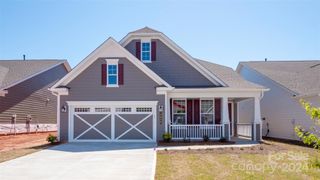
[200,100,214,124]
[172,99,186,125]
[141,42,151,62]
[106,59,119,87]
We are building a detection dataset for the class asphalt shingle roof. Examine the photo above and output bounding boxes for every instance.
[196,59,264,89]
[0,60,66,89]
[239,61,320,96]
[129,27,161,34]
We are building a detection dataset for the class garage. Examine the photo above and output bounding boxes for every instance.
[67,101,157,142]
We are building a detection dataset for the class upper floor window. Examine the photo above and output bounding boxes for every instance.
[141,42,151,62]
[104,59,119,87]
[107,64,118,86]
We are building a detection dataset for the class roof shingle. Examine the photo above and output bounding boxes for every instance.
[196,59,264,89]
[239,61,320,96]
[0,59,67,89]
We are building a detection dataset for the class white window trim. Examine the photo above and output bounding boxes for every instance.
[105,59,119,87]
[141,40,152,63]
[200,98,215,125]
[171,98,187,125]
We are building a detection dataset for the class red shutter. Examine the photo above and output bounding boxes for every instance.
[101,64,106,85]
[136,41,141,60]
[215,98,221,124]
[187,99,193,124]
[194,99,200,124]
[118,64,124,85]
[170,99,172,122]
[151,41,156,61]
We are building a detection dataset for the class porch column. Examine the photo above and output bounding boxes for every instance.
[221,97,230,140]
[253,96,262,141]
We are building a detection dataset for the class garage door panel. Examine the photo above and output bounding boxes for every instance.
[69,101,156,142]
[119,129,149,140]
[78,128,107,139]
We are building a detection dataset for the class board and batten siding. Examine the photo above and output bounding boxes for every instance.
[238,65,319,140]
[0,64,68,125]
[60,57,165,142]
[125,39,216,87]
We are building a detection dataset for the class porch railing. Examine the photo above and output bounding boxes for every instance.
[170,124,224,140]
[237,123,252,137]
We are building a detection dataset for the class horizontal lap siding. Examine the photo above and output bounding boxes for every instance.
[125,39,216,87]
[0,64,68,125]
[239,66,318,140]
[60,58,165,141]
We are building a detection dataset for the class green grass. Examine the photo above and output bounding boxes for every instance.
[156,140,320,180]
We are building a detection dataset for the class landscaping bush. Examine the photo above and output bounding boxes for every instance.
[162,133,172,142]
[203,135,209,142]
[46,134,58,144]
[219,138,227,142]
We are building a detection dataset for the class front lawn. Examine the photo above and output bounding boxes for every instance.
[156,140,320,179]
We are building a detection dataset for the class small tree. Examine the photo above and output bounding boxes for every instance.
[295,99,320,149]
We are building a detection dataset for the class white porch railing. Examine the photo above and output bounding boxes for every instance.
[237,123,252,137]
[170,124,224,140]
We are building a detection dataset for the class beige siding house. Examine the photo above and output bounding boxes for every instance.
[237,61,320,140]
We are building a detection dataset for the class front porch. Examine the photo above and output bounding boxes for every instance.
[160,88,264,142]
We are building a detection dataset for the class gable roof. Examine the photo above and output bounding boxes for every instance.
[196,59,265,89]
[129,27,161,34]
[237,61,320,96]
[0,60,70,90]
[120,27,227,87]
[50,37,171,91]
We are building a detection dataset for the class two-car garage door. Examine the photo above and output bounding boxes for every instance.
[68,101,157,142]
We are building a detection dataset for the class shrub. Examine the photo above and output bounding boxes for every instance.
[310,157,320,169]
[162,133,172,142]
[203,135,209,142]
[47,134,58,144]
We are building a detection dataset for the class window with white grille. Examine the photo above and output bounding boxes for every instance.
[116,107,132,112]
[136,107,152,112]
[95,108,111,112]
[74,108,90,112]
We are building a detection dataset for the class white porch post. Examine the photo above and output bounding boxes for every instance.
[253,96,262,141]
[221,96,230,140]
[164,92,169,133]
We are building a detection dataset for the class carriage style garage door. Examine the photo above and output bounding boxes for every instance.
[67,101,157,142]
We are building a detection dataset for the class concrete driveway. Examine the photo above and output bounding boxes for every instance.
[0,142,156,180]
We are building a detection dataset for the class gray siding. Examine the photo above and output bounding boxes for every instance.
[60,58,165,142]
[0,64,68,125]
[239,66,318,140]
[125,39,215,87]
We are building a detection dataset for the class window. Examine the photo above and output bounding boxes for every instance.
[75,108,90,112]
[172,99,186,124]
[95,108,111,112]
[107,65,117,85]
[136,107,152,112]
[141,42,151,62]
[201,100,214,124]
[116,107,132,112]
[105,59,119,87]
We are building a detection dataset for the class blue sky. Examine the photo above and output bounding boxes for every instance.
[0,0,319,69]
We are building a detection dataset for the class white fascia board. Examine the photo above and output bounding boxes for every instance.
[51,37,171,90]
[0,90,8,97]
[66,101,158,106]
[120,33,227,87]
[49,87,69,95]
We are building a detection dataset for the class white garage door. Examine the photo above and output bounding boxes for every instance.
[67,101,157,142]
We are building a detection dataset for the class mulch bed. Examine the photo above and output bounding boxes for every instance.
[158,140,236,147]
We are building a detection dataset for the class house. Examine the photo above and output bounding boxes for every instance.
[0,60,71,134]
[237,61,320,140]
[50,27,267,143]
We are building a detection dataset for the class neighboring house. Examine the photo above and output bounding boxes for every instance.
[0,60,71,134]
[50,27,267,143]
[237,61,320,140]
